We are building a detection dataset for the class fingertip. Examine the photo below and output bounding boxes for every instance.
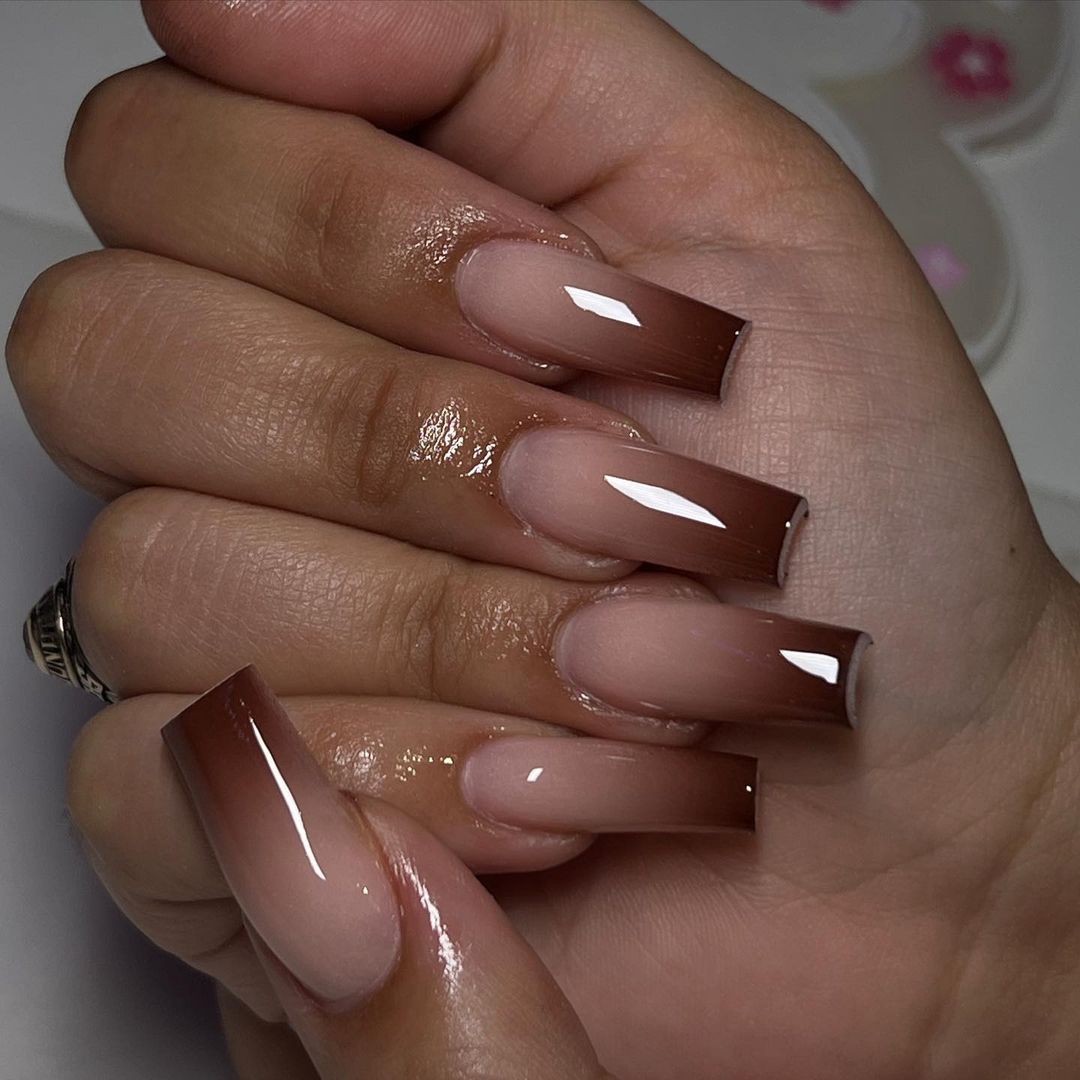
[140,0,497,128]
[67,695,223,898]
[141,0,242,77]
[141,0,301,107]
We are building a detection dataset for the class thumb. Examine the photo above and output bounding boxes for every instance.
[162,666,611,1079]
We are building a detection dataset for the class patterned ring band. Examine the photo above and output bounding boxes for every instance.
[23,559,117,704]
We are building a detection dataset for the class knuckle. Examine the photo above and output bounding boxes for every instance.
[76,489,207,677]
[282,143,387,290]
[6,251,158,454]
[322,360,422,511]
[80,487,177,594]
[127,895,241,964]
[7,254,103,407]
[65,67,147,201]
[380,559,466,699]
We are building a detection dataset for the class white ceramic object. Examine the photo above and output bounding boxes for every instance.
[810,0,1070,371]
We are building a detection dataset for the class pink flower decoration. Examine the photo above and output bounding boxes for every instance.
[915,244,969,293]
[929,29,1012,99]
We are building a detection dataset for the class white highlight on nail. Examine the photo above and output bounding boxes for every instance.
[604,475,726,529]
[249,719,327,881]
[779,649,840,685]
[745,785,753,793]
[526,767,544,783]
[563,286,641,326]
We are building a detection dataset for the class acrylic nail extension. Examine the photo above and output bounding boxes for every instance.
[455,240,749,396]
[556,599,871,726]
[499,429,807,583]
[461,736,757,833]
[162,666,400,1005]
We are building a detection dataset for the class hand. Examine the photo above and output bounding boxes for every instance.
[8,2,1080,1077]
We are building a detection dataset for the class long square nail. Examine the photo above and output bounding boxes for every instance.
[556,599,870,726]
[162,666,400,1005]
[461,736,756,833]
[499,429,806,583]
[456,240,749,396]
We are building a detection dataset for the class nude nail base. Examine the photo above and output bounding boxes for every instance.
[461,736,757,832]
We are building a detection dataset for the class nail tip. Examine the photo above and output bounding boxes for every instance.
[774,496,810,587]
[749,755,760,830]
[716,318,751,401]
[843,631,874,729]
[160,664,266,746]
[307,940,401,1013]
[733,752,759,831]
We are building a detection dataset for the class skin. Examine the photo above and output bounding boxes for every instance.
[6,1,1080,1077]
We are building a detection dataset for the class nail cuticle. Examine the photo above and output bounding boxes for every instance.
[551,595,713,738]
[776,497,810,588]
[452,231,601,374]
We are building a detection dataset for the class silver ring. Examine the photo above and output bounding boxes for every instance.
[23,560,117,703]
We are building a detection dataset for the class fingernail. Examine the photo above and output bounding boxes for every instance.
[455,240,749,396]
[499,429,806,583]
[556,599,870,726]
[162,666,400,1006]
[461,736,756,833]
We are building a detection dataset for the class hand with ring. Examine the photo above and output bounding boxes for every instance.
[9,2,1080,1077]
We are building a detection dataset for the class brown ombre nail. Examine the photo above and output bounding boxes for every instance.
[460,736,756,833]
[555,599,870,727]
[162,666,400,1006]
[455,240,749,396]
[498,429,806,583]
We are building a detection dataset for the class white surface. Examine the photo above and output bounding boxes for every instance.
[0,2,1076,1078]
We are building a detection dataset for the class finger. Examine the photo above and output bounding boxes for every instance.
[68,488,867,734]
[65,692,580,1023]
[165,669,613,1079]
[217,987,318,1080]
[73,674,750,1069]
[67,694,596,890]
[65,61,748,396]
[80,855,284,1024]
[68,686,755,1023]
[140,0,775,208]
[73,697,284,1021]
[8,249,805,584]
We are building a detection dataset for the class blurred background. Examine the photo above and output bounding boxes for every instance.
[1,1,1077,1076]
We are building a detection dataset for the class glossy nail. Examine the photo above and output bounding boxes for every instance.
[461,736,756,833]
[162,666,400,1005]
[455,240,749,396]
[556,599,870,726]
[499,429,806,583]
